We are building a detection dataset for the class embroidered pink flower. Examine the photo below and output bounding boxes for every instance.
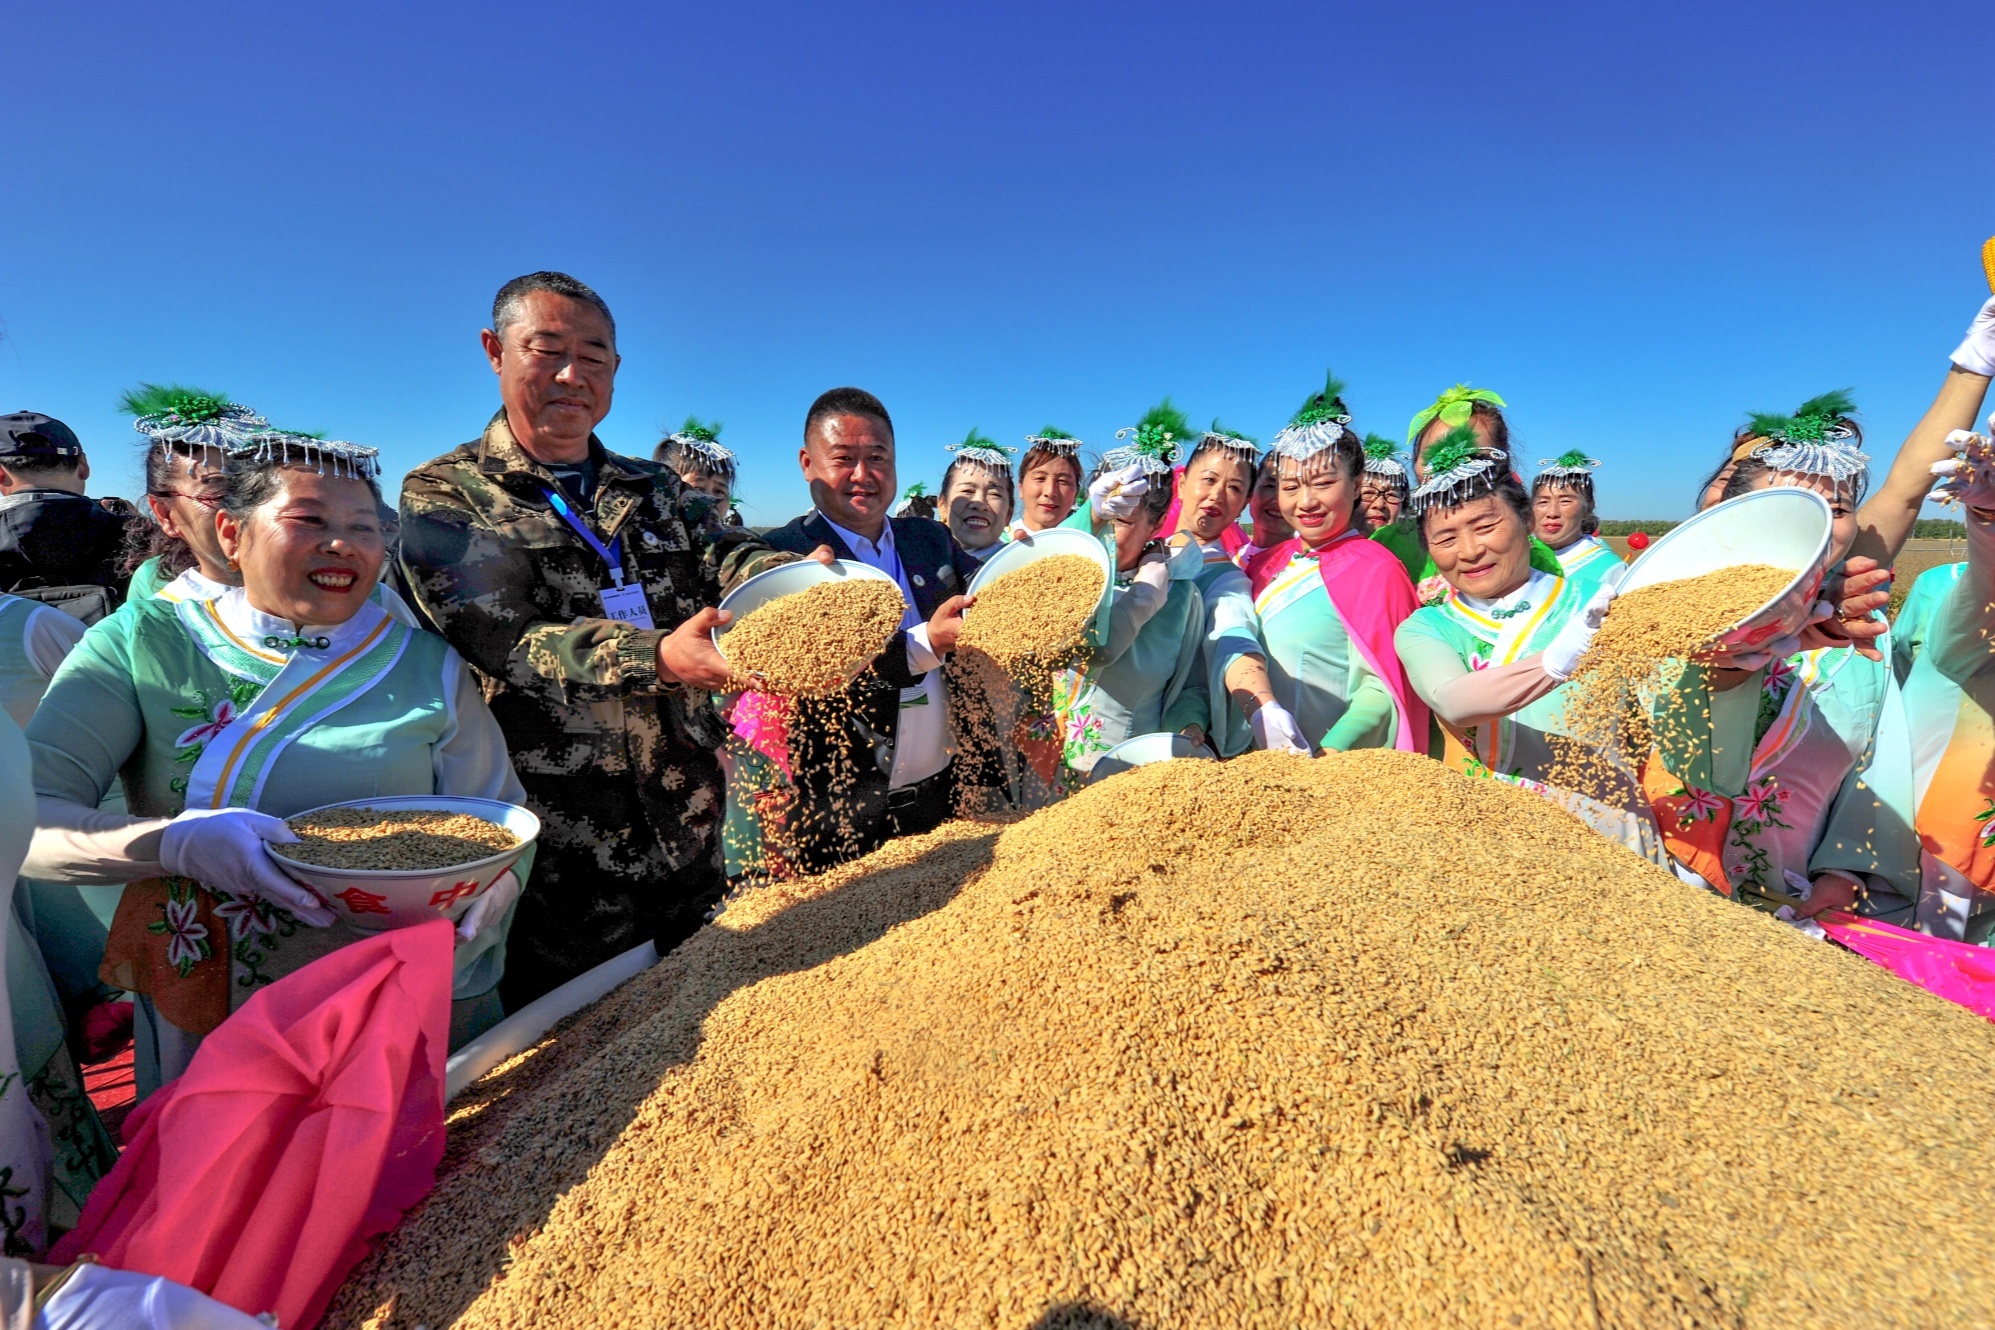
[1675,786,1725,824]
[1737,780,1784,822]
[175,698,238,750]
[1763,657,1796,691]
[1064,712,1101,746]
[1467,652,1491,673]
[161,896,209,970]
[1417,575,1449,606]
[212,893,279,942]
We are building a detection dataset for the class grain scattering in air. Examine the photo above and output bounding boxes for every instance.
[723,578,907,697]
[282,807,518,871]
[331,750,1995,1330]
[957,553,1104,669]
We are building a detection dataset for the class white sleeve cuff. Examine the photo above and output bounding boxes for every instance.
[906,624,943,674]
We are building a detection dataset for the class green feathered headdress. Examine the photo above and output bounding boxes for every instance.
[1407,425,1501,515]
[946,428,1015,471]
[667,416,735,477]
[1025,426,1081,458]
[1407,383,1507,445]
[118,382,266,454]
[1361,433,1407,481]
[1533,449,1600,490]
[1270,371,1357,464]
[1103,398,1191,476]
[904,481,929,498]
[1744,389,1868,484]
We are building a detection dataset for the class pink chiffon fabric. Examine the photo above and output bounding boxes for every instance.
[1818,910,1995,1022]
[52,921,453,1329]
[1245,533,1430,754]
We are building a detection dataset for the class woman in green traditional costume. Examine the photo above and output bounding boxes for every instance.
[1531,451,1624,587]
[1391,432,1663,861]
[24,433,530,1096]
[1049,403,1209,778]
[1242,376,1425,757]
[1166,424,1306,756]
[1642,393,1919,920]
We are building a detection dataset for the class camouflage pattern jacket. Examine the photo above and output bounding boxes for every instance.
[399,411,785,888]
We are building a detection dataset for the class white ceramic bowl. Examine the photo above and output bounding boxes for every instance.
[967,526,1115,647]
[266,796,540,933]
[713,559,902,684]
[1089,732,1215,784]
[1618,487,1834,655]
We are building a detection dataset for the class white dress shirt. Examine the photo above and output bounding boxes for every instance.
[816,514,951,789]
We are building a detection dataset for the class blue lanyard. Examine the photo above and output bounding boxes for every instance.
[544,486,624,587]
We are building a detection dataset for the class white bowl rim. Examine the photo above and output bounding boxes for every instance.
[710,557,901,653]
[1097,731,1216,765]
[266,795,540,880]
[967,525,1115,598]
[1619,486,1833,613]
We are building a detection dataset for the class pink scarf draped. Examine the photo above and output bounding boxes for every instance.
[1245,532,1429,754]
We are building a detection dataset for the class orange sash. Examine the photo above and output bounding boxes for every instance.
[1913,689,1995,892]
[1641,752,1735,896]
[99,877,232,1036]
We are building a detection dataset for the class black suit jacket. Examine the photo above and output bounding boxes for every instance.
[762,512,979,867]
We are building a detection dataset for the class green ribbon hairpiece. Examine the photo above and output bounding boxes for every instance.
[1407,384,1508,445]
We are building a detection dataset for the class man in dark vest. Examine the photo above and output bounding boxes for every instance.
[763,387,976,871]
[0,412,136,617]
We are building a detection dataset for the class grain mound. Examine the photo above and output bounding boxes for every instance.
[958,553,1104,669]
[281,808,517,871]
[723,578,907,697]
[332,752,1995,1329]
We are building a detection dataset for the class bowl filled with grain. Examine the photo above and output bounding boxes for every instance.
[267,795,540,932]
[713,559,907,697]
[1614,486,1833,658]
[963,527,1115,662]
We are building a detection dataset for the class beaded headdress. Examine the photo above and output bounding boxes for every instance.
[1362,433,1408,482]
[1743,390,1869,484]
[119,383,266,456]
[1406,427,1500,515]
[240,429,381,480]
[1024,427,1082,459]
[1191,419,1259,466]
[666,417,736,478]
[946,428,1016,471]
[1533,449,1601,493]
[1269,371,1356,464]
[1102,399,1191,477]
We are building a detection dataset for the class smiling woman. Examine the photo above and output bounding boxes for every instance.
[23,432,534,1099]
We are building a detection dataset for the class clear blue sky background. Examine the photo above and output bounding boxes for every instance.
[5,1,1992,525]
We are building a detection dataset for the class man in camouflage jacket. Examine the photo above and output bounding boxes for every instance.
[399,273,794,1006]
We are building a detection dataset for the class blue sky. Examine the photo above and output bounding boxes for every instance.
[5,1,1992,524]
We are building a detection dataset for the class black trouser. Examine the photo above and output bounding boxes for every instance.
[497,839,727,1011]
[787,762,957,877]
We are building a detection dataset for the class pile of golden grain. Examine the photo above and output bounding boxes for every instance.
[280,808,518,871]
[957,553,1104,669]
[721,578,908,697]
[330,750,1995,1329]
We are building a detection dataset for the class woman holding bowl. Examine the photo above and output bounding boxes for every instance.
[24,432,530,1094]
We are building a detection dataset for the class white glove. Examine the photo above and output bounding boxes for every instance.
[1541,583,1618,681]
[160,807,335,927]
[1929,418,1995,510]
[457,868,522,941]
[1088,464,1150,520]
[1951,294,1995,377]
[1249,700,1310,753]
[41,1261,274,1330]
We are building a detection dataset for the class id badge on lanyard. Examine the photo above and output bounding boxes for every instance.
[545,486,657,631]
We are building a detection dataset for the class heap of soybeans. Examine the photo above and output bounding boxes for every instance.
[281,807,518,871]
[721,577,908,696]
[331,750,1995,1330]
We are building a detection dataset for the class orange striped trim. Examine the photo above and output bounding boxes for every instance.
[206,615,394,808]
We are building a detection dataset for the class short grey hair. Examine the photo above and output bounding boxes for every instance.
[491,271,617,343]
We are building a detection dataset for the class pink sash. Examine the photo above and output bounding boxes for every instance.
[1245,534,1429,754]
